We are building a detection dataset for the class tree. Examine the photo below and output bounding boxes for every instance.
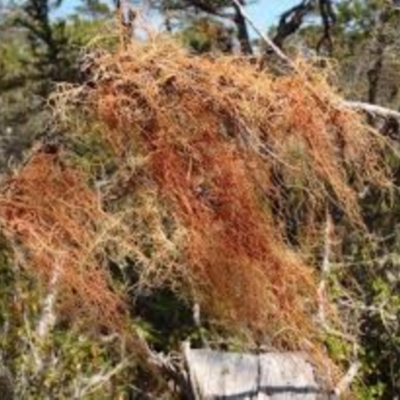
[76,0,112,19]
[150,0,255,54]
[0,0,113,169]
[14,0,80,94]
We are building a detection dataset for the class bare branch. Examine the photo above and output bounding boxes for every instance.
[343,101,400,120]
[333,362,361,398]
[273,0,313,48]
[317,210,332,325]
[137,334,193,398]
[230,0,293,66]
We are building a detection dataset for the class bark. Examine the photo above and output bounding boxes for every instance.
[233,0,253,55]
[367,9,392,105]
[316,0,336,54]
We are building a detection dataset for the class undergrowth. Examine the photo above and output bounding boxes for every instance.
[0,36,392,389]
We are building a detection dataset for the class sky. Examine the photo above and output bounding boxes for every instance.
[54,0,299,31]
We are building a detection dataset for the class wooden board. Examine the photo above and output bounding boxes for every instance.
[184,345,330,400]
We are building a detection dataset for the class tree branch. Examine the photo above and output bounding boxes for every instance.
[230,0,293,66]
[333,362,361,398]
[316,0,336,54]
[273,0,313,48]
[342,101,400,120]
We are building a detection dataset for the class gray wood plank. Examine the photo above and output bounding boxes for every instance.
[184,345,329,400]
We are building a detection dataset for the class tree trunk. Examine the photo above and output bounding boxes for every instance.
[233,1,253,55]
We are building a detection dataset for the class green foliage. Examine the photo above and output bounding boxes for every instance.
[0,236,134,399]
[330,159,400,397]
[180,17,234,53]
[154,0,255,54]
[76,0,112,19]
[0,0,114,171]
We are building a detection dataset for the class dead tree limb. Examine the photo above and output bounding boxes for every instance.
[342,101,400,120]
[273,0,313,48]
[231,0,293,66]
[333,362,361,398]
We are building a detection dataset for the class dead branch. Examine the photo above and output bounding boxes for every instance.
[137,335,193,399]
[230,0,293,66]
[343,101,400,120]
[333,362,361,398]
[273,0,313,48]
[317,210,332,325]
